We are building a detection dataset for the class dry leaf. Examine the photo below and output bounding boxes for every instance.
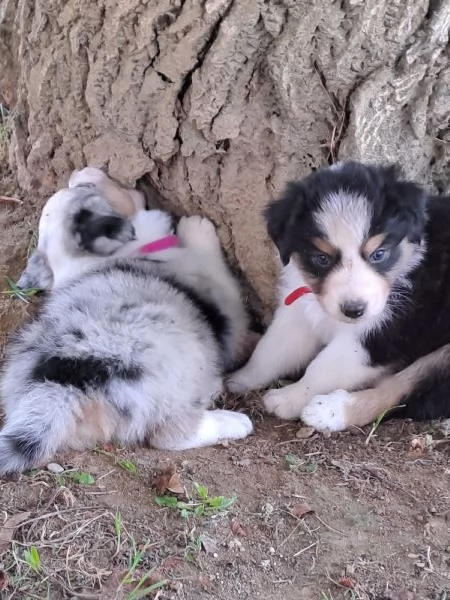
[231,518,249,537]
[198,574,214,591]
[0,570,8,591]
[152,464,176,495]
[291,503,314,519]
[338,577,356,589]
[167,472,185,495]
[200,533,217,554]
[0,511,31,552]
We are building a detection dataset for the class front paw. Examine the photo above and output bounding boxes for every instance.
[176,216,220,251]
[263,388,302,420]
[227,368,257,394]
[301,390,352,432]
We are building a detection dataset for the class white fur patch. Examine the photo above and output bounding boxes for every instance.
[154,410,253,450]
[301,390,353,431]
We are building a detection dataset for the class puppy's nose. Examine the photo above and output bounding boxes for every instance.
[341,300,367,319]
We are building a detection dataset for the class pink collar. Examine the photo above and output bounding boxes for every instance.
[138,234,178,255]
[284,286,313,306]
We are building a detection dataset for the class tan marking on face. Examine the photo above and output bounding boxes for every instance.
[311,237,336,256]
[362,234,386,258]
[385,239,423,285]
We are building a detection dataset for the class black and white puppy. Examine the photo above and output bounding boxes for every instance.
[229,161,450,431]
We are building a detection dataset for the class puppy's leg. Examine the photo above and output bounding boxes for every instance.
[264,334,385,420]
[302,344,450,431]
[174,216,251,369]
[149,409,253,450]
[227,304,320,393]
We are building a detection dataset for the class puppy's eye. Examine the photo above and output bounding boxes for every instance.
[370,248,389,263]
[312,253,332,268]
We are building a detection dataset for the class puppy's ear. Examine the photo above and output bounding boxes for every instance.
[380,165,427,244]
[72,208,136,256]
[16,249,53,292]
[264,182,305,265]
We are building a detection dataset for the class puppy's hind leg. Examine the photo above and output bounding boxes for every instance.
[149,409,253,451]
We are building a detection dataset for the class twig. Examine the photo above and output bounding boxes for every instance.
[293,541,317,558]
[0,195,22,204]
[314,514,347,537]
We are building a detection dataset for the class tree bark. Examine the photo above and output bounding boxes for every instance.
[1,0,449,319]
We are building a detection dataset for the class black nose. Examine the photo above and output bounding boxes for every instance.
[341,300,367,319]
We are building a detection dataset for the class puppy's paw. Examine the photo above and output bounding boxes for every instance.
[263,388,302,420]
[227,368,258,394]
[132,209,173,241]
[213,410,254,440]
[301,390,351,432]
[177,216,220,251]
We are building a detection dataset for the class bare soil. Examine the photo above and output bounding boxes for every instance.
[1,181,450,600]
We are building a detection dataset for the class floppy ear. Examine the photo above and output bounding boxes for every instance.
[72,208,136,255]
[380,165,427,244]
[16,249,53,291]
[264,182,305,265]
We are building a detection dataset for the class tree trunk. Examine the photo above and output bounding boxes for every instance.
[1,0,449,319]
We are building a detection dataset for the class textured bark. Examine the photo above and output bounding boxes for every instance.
[1,0,449,319]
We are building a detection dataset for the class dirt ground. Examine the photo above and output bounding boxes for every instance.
[1,180,450,600]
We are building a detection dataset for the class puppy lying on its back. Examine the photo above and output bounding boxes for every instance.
[229,161,450,431]
[0,185,252,475]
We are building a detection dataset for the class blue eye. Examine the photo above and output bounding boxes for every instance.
[313,253,332,267]
[370,248,389,263]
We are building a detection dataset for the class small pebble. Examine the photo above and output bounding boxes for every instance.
[47,462,64,474]
[268,546,276,555]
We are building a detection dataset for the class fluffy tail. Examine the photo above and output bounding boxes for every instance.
[0,392,79,477]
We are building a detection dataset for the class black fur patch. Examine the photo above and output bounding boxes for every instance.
[32,356,142,391]
[7,434,41,462]
[72,209,130,253]
[161,276,230,347]
[363,195,450,369]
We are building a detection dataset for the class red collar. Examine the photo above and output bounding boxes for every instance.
[138,235,178,255]
[284,286,312,306]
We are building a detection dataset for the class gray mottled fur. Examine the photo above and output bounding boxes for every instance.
[0,189,252,475]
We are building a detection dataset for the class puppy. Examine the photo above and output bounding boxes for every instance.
[17,167,153,292]
[0,191,252,475]
[229,161,450,431]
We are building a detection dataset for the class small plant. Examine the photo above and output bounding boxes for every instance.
[23,546,41,573]
[114,510,123,556]
[3,276,40,304]
[365,404,406,445]
[285,453,318,474]
[155,482,236,518]
[94,446,138,474]
[118,538,167,600]
[184,530,202,562]
[65,470,95,485]
[118,458,137,474]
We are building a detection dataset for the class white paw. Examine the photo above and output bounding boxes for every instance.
[227,368,257,394]
[263,388,302,420]
[176,216,220,251]
[132,209,173,241]
[213,410,254,440]
[301,390,352,432]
